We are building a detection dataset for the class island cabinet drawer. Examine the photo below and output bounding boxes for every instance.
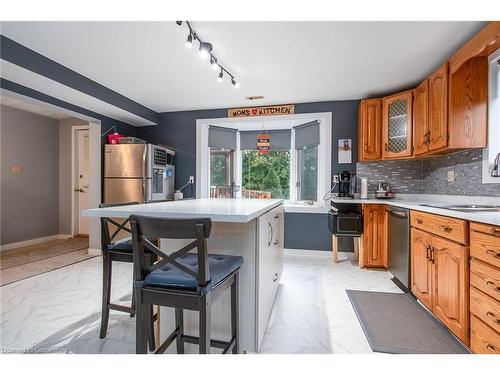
[470,287,500,334]
[470,223,500,269]
[257,251,283,349]
[470,314,500,354]
[470,259,500,301]
[410,210,468,244]
[471,222,500,237]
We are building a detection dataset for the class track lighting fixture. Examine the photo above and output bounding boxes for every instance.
[178,21,239,88]
[210,56,219,70]
[185,33,193,48]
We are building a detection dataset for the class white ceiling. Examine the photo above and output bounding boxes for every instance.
[0,92,71,119]
[0,21,487,114]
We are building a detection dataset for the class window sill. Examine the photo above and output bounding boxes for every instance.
[284,203,330,214]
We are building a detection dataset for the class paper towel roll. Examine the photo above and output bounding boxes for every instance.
[361,178,368,199]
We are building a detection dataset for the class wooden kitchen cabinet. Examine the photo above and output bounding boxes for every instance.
[432,236,469,342]
[427,63,449,152]
[382,91,413,159]
[411,228,433,310]
[469,222,500,353]
[362,204,387,268]
[412,80,429,156]
[410,210,469,344]
[358,99,382,160]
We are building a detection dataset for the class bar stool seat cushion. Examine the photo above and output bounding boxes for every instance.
[107,237,133,252]
[143,253,243,291]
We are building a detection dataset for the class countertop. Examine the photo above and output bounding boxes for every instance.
[331,197,500,226]
[82,198,284,223]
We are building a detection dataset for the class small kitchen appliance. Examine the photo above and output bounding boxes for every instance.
[338,171,356,198]
[375,181,395,199]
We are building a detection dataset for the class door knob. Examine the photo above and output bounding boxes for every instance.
[74,188,85,193]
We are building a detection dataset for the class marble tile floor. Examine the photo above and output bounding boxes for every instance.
[0,250,401,354]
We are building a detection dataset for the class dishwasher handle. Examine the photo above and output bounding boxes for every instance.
[386,208,408,218]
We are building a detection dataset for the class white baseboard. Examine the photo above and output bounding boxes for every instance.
[284,248,332,257]
[88,248,102,256]
[0,234,74,252]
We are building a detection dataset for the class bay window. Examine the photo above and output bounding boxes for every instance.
[198,113,331,209]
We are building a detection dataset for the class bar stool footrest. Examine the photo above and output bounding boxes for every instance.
[154,329,236,354]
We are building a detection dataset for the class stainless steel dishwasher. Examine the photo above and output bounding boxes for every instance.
[386,206,410,292]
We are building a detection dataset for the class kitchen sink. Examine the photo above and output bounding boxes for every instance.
[419,204,500,212]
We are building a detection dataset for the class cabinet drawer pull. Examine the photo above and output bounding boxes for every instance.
[439,225,453,233]
[486,249,500,259]
[268,222,273,247]
[426,245,431,260]
[274,239,279,245]
[430,247,435,264]
[486,281,500,292]
[486,344,496,352]
[273,273,279,282]
[416,218,423,224]
[274,214,279,219]
[486,311,500,324]
[492,229,500,237]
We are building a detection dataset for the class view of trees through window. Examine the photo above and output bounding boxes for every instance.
[242,150,290,199]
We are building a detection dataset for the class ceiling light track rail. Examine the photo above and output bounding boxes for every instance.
[176,21,239,88]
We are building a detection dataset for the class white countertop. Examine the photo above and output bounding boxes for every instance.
[331,196,500,226]
[82,198,283,223]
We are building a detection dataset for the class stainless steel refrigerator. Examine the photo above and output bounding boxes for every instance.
[104,143,175,204]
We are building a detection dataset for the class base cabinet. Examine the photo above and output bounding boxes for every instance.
[410,212,469,344]
[410,228,433,310]
[362,205,387,268]
[432,236,469,342]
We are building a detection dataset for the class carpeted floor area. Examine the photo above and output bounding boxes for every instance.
[0,237,95,286]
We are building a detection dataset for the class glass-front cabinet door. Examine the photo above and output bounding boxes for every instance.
[382,91,413,158]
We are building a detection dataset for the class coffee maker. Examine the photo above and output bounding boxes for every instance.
[338,170,355,198]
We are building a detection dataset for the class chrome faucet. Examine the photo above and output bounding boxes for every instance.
[492,152,500,177]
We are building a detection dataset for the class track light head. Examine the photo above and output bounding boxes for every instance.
[210,56,219,70]
[217,70,223,83]
[199,42,213,60]
[231,77,240,88]
[185,33,193,48]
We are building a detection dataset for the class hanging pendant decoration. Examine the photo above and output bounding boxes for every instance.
[257,129,271,155]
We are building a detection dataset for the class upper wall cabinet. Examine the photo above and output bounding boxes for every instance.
[358,22,499,162]
[358,99,382,161]
[413,63,448,156]
[382,91,413,159]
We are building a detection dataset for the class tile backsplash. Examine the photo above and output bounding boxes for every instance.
[356,150,500,196]
[356,159,423,194]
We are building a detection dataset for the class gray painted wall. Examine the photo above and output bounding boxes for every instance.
[136,100,360,251]
[1,105,60,244]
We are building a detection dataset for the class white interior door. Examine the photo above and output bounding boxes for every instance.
[76,129,90,235]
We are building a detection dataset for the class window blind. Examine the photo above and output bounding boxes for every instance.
[208,126,237,149]
[240,129,291,150]
[294,120,320,149]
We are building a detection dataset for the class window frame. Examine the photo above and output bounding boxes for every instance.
[196,112,332,210]
[482,48,500,184]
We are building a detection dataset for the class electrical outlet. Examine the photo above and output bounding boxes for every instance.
[189,176,194,184]
[11,164,23,174]
[333,175,339,183]
[447,170,455,182]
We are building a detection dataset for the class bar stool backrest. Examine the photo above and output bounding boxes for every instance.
[129,215,212,289]
[99,202,139,250]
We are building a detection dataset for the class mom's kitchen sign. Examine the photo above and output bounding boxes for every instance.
[228,104,294,118]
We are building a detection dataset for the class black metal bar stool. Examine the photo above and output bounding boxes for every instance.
[130,215,243,354]
[99,202,156,351]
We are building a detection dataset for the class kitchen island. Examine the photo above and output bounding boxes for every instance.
[83,198,284,353]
